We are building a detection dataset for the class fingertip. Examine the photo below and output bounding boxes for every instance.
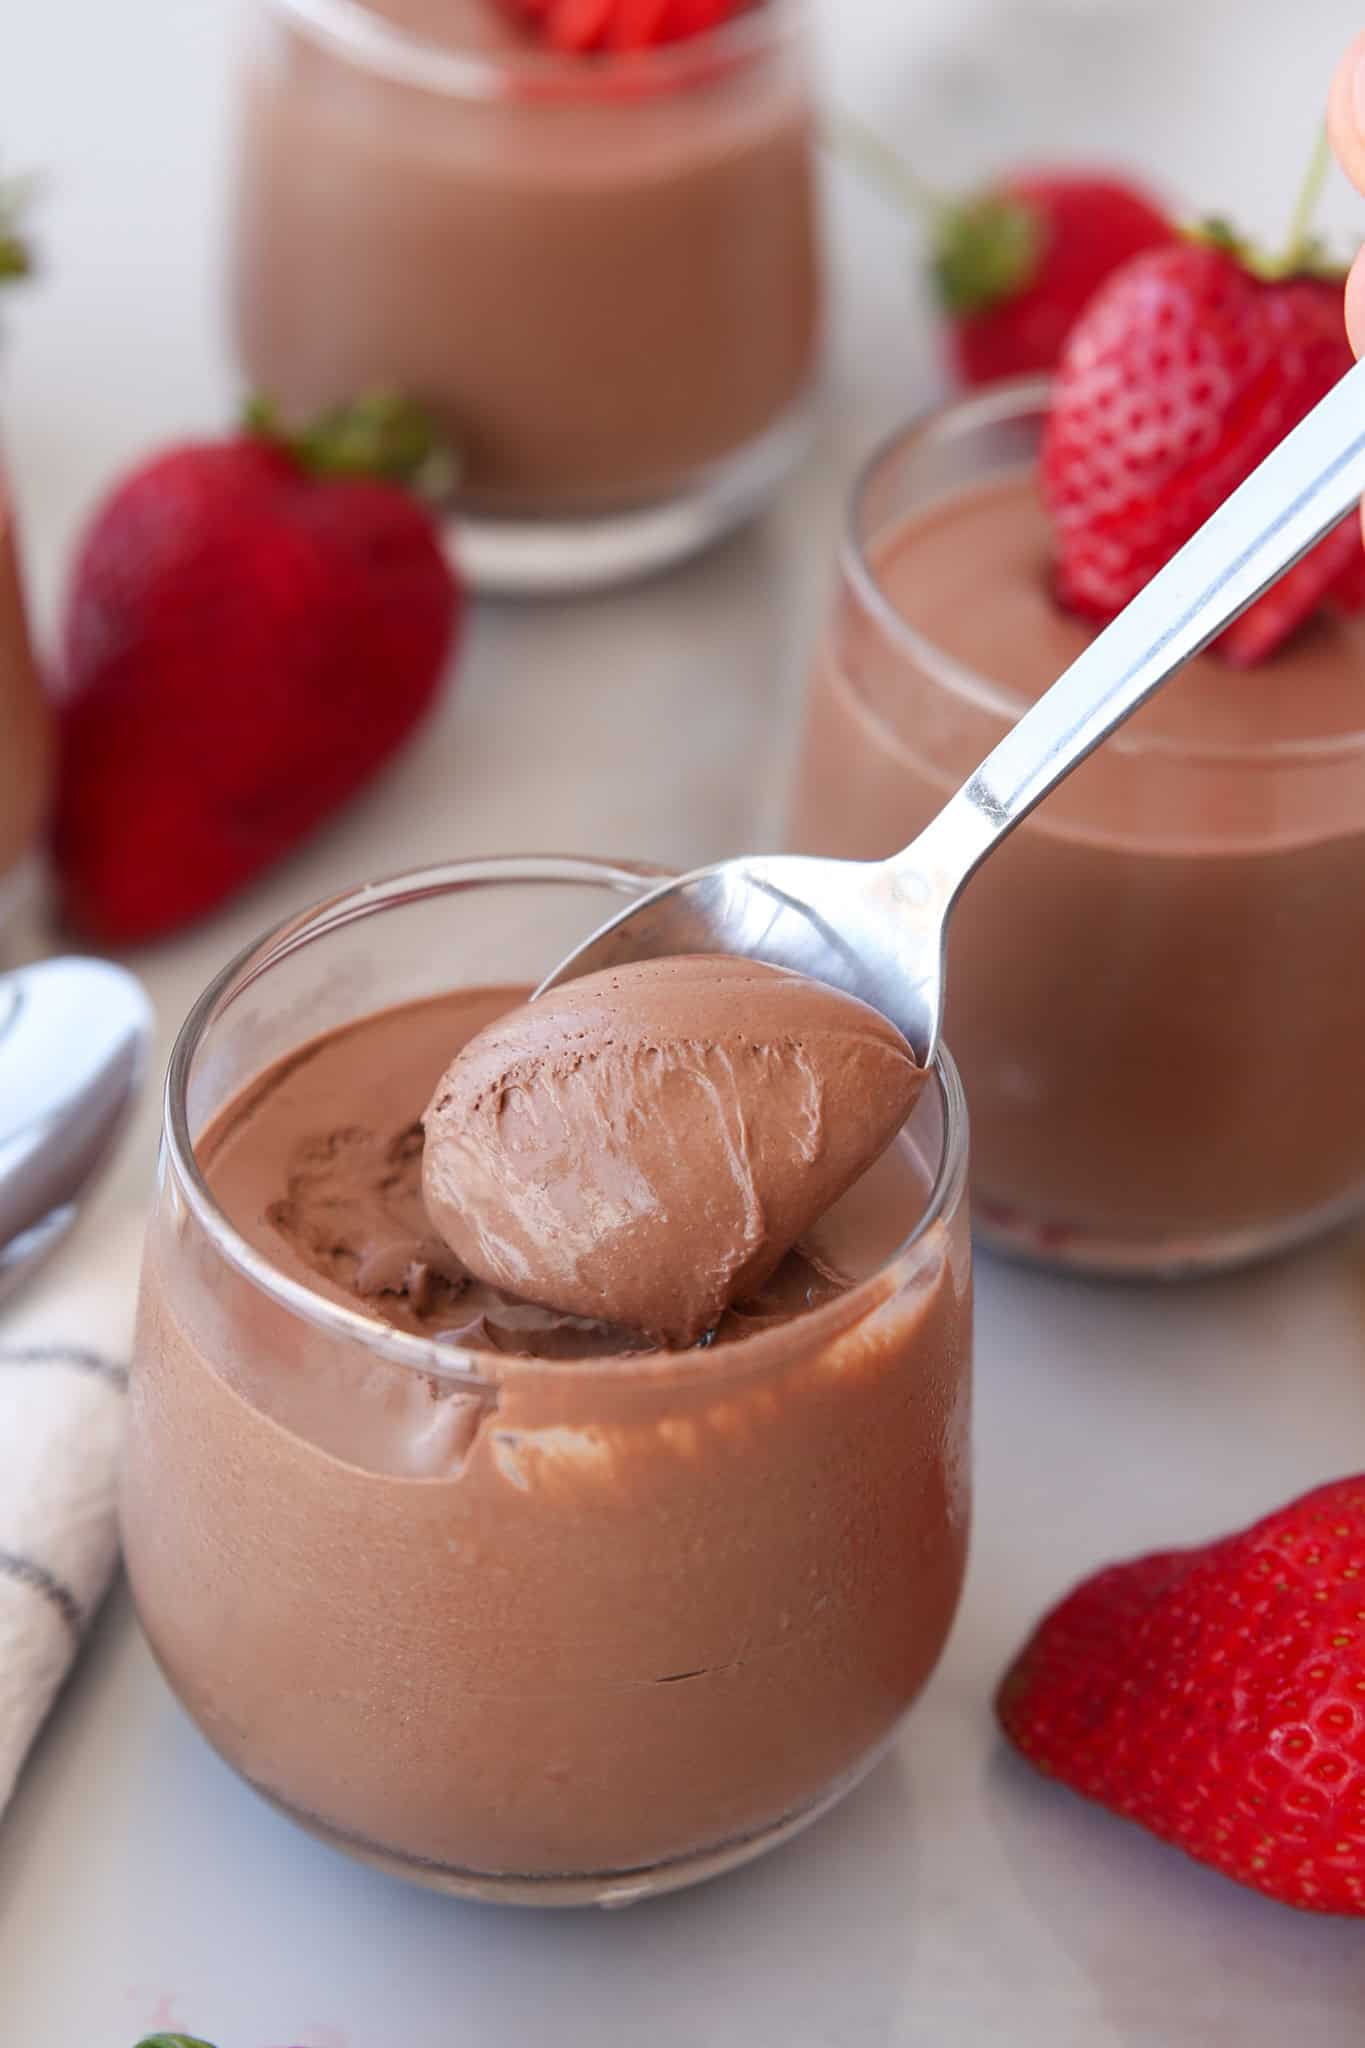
[1327,31,1365,192]
[1346,250,1365,360]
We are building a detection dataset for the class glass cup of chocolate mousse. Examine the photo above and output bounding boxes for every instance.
[790,379,1365,1277]
[228,0,821,595]
[0,459,52,946]
[123,856,971,1906]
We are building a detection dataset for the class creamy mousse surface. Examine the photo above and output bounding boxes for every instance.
[124,961,969,1887]
[208,962,924,1359]
[232,0,818,507]
[793,471,1365,1256]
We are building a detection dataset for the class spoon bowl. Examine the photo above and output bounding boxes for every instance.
[0,956,152,1304]
[534,853,942,1057]
[541,359,1365,1062]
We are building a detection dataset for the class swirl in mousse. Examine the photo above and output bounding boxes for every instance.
[123,865,971,1904]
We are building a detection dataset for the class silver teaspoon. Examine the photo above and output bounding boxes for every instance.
[539,357,1365,1065]
[0,956,152,1306]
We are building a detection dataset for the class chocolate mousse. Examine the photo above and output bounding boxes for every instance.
[423,958,925,1344]
[124,931,969,1898]
[791,447,1365,1268]
[230,0,819,511]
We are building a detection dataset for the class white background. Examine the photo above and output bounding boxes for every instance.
[6,2,1365,2043]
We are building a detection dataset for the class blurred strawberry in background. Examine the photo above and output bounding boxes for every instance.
[834,114,1174,386]
[934,172,1175,385]
[52,395,461,948]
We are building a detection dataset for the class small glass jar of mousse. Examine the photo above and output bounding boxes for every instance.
[228,0,821,595]
[790,380,1365,1277]
[123,856,971,1907]
[0,457,52,945]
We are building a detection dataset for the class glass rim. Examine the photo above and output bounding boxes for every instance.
[842,376,1365,770]
[163,855,969,1394]
[259,0,804,102]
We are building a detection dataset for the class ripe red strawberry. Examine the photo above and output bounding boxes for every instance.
[936,174,1175,387]
[833,122,1173,387]
[53,397,460,947]
[998,1475,1365,1915]
[497,0,747,52]
[1043,242,1362,663]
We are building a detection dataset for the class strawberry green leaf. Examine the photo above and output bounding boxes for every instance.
[244,390,459,500]
[133,2035,219,2047]
[931,195,1042,317]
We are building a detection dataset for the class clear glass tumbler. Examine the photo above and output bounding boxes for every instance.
[791,381,1365,1277]
[123,857,971,1906]
[229,0,821,594]
[0,457,51,945]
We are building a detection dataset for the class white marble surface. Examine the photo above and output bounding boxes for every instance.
[6,3,1365,2042]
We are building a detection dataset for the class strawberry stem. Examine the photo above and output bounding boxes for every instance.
[824,110,951,224]
[0,171,35,288]
[244,391,459,500]
[1282,123,1332,273]
[1186,145,1342,286]
[827,112,1043,316]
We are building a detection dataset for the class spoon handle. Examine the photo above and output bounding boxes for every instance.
[888,354,1365,903]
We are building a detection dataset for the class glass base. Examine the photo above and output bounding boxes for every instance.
[248,1731,893,1910]
[0,850,45,957]
[448,392,816,597]
[974,1176,1365,1281]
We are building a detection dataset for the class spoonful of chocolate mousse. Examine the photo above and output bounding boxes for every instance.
[421,955,924,1347]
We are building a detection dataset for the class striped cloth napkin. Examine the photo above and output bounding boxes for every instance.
[0,1181,145,1817]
